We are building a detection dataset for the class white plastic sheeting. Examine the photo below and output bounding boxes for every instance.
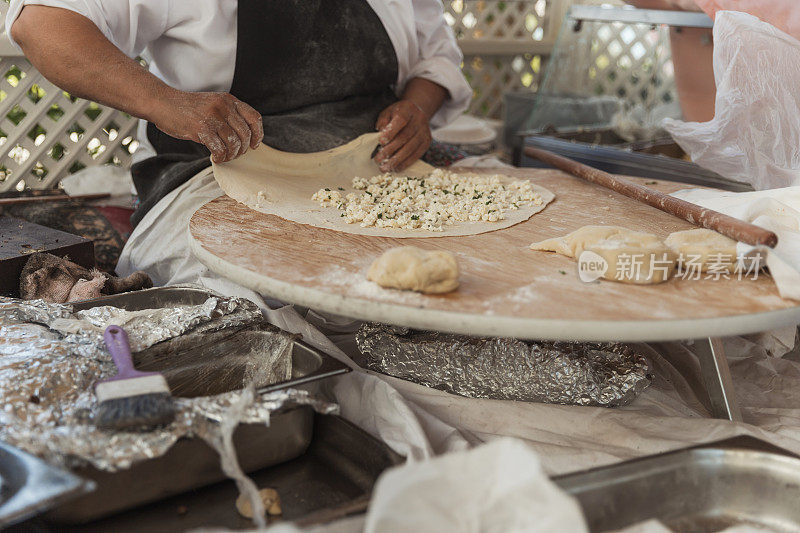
[664,12,800,190]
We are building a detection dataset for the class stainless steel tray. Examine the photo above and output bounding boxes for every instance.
[47,415,404,531]
[44,286,350,524]
[0,441,93,528]
[47,408,314,524]
[72,286,350,397]
[554,436,800,532]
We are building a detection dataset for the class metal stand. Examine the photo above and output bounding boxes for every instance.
[695,337,742,421]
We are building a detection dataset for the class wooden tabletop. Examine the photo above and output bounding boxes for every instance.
[188,168,800,342]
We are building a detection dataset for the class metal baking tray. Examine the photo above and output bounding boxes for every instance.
[71,286,351,396]
[40,415,403,531]
[554,436,800,532]
[515,134,752,192]
[0,441,94,528]
[42,286,350,524]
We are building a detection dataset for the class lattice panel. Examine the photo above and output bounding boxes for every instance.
[542,16,677,111]
[445,0,559,118]
[462,53,546,118]
[448,0,678,120]
[0,57,139,192]
[445,0,553,42]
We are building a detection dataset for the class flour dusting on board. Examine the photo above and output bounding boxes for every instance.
[314,264,428,304]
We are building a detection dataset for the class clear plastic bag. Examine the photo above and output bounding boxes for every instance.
[695,1,800,40]
[663,11,800,190]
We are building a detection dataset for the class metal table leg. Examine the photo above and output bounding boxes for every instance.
[694,337,742,421]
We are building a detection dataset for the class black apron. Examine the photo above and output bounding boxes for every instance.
[131,0,399,227]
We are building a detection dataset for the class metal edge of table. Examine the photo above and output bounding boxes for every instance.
[568,6,714,28]
[188,227,800,343]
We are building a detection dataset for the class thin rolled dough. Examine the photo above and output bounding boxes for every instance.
[212,133,555,238]
[531,225,677,284]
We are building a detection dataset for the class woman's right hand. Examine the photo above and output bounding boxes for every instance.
[150,90,264,163]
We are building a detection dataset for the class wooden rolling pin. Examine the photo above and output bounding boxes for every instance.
[524,146,778,248]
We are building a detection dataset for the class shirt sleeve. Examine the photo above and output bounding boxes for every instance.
[408,0,472,128]
[5,0,169,57]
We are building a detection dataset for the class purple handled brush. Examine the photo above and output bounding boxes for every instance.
[94,325,175,430]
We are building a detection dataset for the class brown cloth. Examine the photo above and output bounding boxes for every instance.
[19,252,152,303]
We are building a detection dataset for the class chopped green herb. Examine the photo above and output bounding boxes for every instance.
[377,213,382,219]
[337,187,344,191]
[411,215,419,220]
[559,270,567,275]
[324,188,330,191]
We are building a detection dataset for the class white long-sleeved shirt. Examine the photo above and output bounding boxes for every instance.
[5,0,471,159]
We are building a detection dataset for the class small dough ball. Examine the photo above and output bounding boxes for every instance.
[368,246,459,294]
[235,488,282,519]
[531,225,676,284]
[665,228,738,272]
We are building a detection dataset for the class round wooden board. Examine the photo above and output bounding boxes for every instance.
[189,168,800,342]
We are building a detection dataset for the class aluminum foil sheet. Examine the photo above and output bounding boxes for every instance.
[356,324,651,407]
[0,295,337,472]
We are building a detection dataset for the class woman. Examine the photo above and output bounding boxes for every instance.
[8,0,471,291]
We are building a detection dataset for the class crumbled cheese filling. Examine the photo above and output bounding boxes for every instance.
[311,169,543,231]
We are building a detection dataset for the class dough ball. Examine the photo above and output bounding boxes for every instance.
[235,488,282,519]
[531,225,676,284]
[665,228,738,272]
[367,246,459,294]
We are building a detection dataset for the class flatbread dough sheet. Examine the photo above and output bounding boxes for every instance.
[212,132,555,238]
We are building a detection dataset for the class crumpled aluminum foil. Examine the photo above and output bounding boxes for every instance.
[0,294,337,472]
[356,324,651,407]
[6,293,263,358]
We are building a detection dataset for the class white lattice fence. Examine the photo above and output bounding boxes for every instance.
[0,56,139,193]
[445,0,563,118]
[448,0,679,119]
[0,1,139,192]
[542,14,677,109]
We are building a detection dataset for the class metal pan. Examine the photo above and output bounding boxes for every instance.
[44,286,350,523]
[554,436,800,532]
[0,441,94,528]
[47,415,404,531]
[71,286,351,396]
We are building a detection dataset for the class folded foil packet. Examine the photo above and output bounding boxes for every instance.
[356,324,651,407]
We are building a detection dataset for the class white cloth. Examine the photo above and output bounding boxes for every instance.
[363,438,588,533]
[5,0,471,160]
[670,186,800,301]
[663,12,800,190]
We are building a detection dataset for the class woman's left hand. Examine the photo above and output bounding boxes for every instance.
[374,100,432,172]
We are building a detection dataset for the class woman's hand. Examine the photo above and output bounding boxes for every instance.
[11,6,264,164]
[374,100,432,172]
[150,90,264,163]
[374,78,448,172]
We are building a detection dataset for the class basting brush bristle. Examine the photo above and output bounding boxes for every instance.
[95,374,175,430]
[95,326,177,431]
